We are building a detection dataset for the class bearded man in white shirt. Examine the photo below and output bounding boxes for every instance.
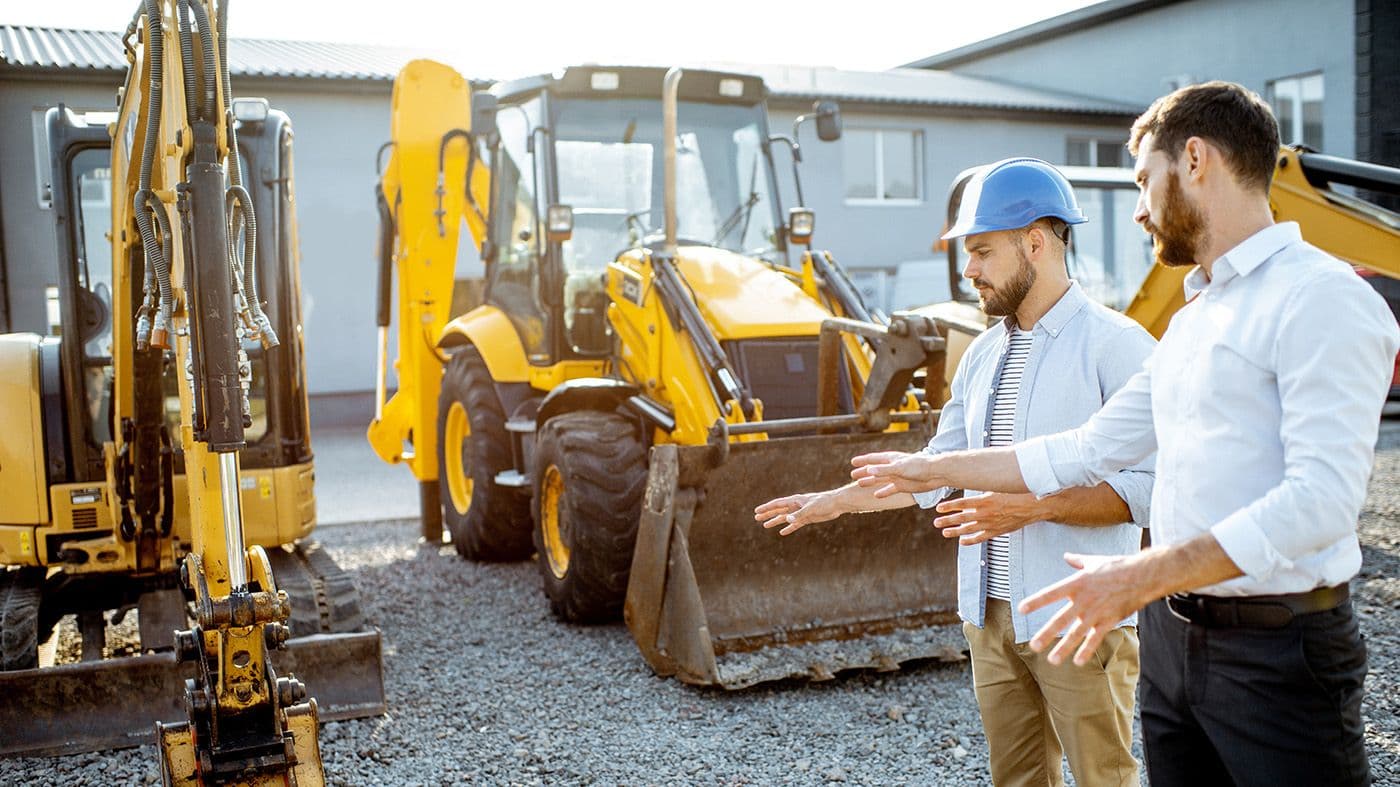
[757,158,1156,787]
[851,81,1398,787]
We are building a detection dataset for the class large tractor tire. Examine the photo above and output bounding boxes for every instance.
[436,346,533,561]
[532,410,647,623]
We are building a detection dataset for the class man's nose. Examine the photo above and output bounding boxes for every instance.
[1133,191,1149,226]
[962,256,981,280]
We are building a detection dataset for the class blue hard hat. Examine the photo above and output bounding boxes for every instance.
[942,157,1088,240]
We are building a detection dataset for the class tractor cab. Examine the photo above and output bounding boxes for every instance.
[473,66,823,363]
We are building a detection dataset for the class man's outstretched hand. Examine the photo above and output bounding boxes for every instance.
[850,451,942,497]
[933,493,1040,545]
[754,492,842,535]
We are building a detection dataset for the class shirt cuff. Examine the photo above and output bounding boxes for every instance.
[1210,508,1293,581]
[1014,436,1065,499]
[912,487,953,509]
[1103,473,1150,527]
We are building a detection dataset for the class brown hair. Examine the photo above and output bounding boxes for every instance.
[1015,216,1069,251]
[1129,81,1280,192]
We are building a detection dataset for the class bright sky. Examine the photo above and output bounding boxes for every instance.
[4,0,1102,77]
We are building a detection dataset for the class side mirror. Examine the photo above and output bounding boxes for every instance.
[814,101,842,142]
[471,91,499,141]
[788,207,815,246]
[546,204,574,243]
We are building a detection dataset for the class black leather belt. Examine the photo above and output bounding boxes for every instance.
[1165,584,1349,629]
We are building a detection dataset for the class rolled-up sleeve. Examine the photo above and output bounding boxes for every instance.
[1015,329,1159,499]
[913,344,972,509]
[1098,326,1158,527]
[1104,469,1153,528]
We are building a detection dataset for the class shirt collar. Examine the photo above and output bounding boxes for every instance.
[999,281,1088,339]
[1182,222,1302,299]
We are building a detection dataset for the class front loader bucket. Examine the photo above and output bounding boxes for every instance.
[0,630,385,758]
[625,428,962,689]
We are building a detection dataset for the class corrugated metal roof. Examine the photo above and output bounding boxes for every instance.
[1,24,124,72]
[0,24,428,82]
[0,24,1140,116]
[727,63,1141,115]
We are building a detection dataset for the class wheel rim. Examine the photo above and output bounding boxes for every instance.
[443,401,474,514]
[540,464,570,579]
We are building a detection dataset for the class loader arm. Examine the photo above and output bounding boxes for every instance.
[367,59,492,539]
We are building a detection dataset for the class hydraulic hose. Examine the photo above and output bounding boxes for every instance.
[226,184,276,347]
[225,185,253,314]
[134,0,174,348]
[187,0,217,119]
[435,129,472,237]
[177,0,197,123]
[215,0,276,347]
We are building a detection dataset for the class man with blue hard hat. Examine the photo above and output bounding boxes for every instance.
[758,157,1156,787]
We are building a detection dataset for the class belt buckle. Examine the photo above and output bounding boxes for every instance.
[1166,593,1204,625]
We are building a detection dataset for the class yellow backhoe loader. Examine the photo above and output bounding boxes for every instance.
[918,147,1400,394]
[369,60,961,688]
[0,1,383,774]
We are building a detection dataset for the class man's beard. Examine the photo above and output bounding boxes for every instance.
[1144,170,1207,268]
[976,246,1036,317]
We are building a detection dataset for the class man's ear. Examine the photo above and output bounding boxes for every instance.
[1025,224,1047,259]
[1182,136,1208,182]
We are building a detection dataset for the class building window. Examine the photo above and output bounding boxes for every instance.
[1067,138,1125,167]
[1267,72,1324,150]
[844,129,922,203]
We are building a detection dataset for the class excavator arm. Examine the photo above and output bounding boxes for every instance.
[367,60,493,539]
[110,2,326,782]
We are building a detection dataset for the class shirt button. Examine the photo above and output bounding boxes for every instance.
[980,561,986,567]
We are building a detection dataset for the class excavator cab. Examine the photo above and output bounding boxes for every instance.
[45,101,314,508]
[0,96,383,759]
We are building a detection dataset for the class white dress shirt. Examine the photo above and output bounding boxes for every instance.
[1016,222,1400,597]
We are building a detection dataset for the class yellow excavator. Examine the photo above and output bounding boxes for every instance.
[369,60,960,688]
[918,147,1400,392]
[0,1,383,776]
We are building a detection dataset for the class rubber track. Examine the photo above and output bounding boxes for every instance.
[266,542,365,637]
[0,568,43,670]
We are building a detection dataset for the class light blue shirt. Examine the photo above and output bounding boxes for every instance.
[914,281,1157,642]
[1017,222,1400,597]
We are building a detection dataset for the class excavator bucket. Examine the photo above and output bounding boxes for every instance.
[0,631,384,757]
[625,427,963,689]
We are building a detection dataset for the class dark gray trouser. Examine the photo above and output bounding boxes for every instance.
[1139,598,1370,787]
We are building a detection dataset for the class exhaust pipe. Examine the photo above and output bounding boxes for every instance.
[662,67,681,259]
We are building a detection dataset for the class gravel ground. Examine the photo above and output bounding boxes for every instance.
[6,429,1400,786]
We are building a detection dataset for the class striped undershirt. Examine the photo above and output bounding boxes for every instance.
[985,327,1032,601]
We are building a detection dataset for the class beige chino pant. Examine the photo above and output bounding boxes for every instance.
[964,598,1140,787]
